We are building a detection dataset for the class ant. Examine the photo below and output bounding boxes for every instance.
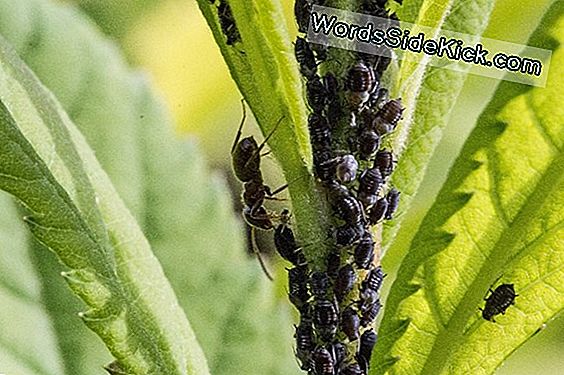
[231,101,287,280]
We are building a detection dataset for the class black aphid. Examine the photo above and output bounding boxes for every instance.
[335,264,356,302]
[295,37,317,79]
[336,154,359,184]
[341,306,361,342]
[330,342,347,367]
[309,113,334,181]
[289,265,311,311]
[361,266,386,295]
[368,197,388,225]
[374,149,394,178]
[374,99,403,135]
[328,183,364,227]
[384,188,400,220]
[295,317,315,370]
[346,62,378,109]
[481,283,517,322]
[310,271,330,298]
[359,296,382,327]
[358,167,384,208]
[314,299,339,339]
[312,347,335,375]
[307,75,328,112]
[274,210,306,266]
[354,234,375,270]
[340,362,364,375]
[327,250,341,280]
[357,329,377,373]
[334,224,364,247]
[358,129,381,160]
[217,1,241,45]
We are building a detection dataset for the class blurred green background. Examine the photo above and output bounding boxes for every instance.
[28,0,564,373]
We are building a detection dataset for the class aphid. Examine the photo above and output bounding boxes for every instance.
[368,87,389,110]
[330,342,347,367]
[374,150,394,178]
[358,129,381,160]
[334,224,364,247]
[335,264,356,302]
[295,36,317,79]
[307,75,328,112]
[295,317,315,370]
[324,72,340,100]
[336,154,359,184]
[328,183,364,227]
[367,197,388,225]
[340,362,364,375]
[361,266,386,296]
[346,62,378,109]
[357,329,377,373]
[384,188,400,220]
[341,306,361,342]
[358,167,384,208]
[314,299,339,339]
[481,283,518,322]
[217,0,241,45]
[374,99,403,135]
[309,113,334,181]
[294,0,311,34]
[359,296,382,327]
[289,265,311,311]
[312,347,335,375]
[274,210,307,266]
[354,234,375,270]
[310,271,330,298]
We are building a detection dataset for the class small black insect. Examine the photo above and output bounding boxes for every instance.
[374,99,403,135]
[358,129,381,161]
[312,347,335,375]
[361,266,386,296]
[354,234,375,270]
[374,149,394,178]
[346,62,378,109]
[481,283,518,322]
[295,36,317,79]
[288,265,311,312]
[330,342,347,367]
[367,87,389,110]
[340,362,364,375]
[295,317,315,370]
[384,188,400,220]
[357,329,377,373]
[328,183,364,227]
[358,167,384,208]
[367,197,388,225]
[217,0,241,45]
[307,75,329,112]
[310,271,330,298]
[336,154,359,184]
[314,299,339,339]
[341,306,361,342]
[335,264,356,302]
[359,296,382,327]
[334,224,364,247]
[294,0,311,33]
[309,113,334,181]
[274,210,307,266]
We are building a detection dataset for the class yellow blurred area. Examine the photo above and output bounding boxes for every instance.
[123,0,242,162]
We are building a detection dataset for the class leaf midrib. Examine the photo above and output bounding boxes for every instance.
[419,145,564,374]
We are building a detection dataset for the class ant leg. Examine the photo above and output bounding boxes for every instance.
[250,227,274,281]
[231,99,247,154]
[260,150,272,158]
[256,116,285,153]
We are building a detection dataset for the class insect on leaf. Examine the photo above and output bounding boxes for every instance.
[373,2,564,374]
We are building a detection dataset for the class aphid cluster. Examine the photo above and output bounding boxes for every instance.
[286,1,403,373]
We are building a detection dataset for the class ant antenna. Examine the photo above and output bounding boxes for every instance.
[231,99,247,154]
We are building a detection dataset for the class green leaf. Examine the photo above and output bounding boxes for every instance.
[0,32,209,375]
[373,2,564,374]
[382,0,497,252]
[196,0,333,267]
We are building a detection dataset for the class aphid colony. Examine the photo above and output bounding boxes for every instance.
[287,1,403,374]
